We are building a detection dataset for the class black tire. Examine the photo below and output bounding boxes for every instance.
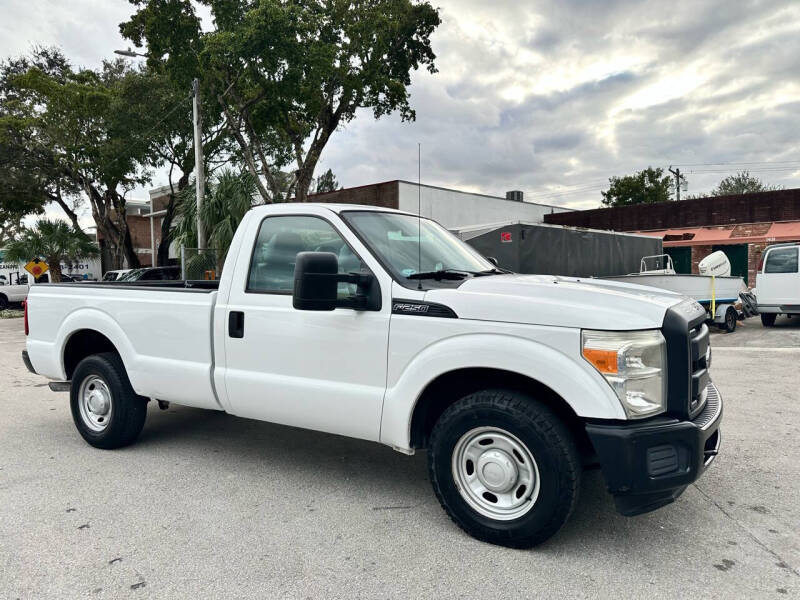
[428,389,580,548]
[761,313,777,327]
[721,306,737,333]
[70,353,147,449]
[0,294,8,310]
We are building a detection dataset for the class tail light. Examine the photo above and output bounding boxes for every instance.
[23,300,29,336]
[756,251,765,272]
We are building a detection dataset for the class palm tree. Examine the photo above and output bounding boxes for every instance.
[4,219,99,282]
[173,170,259,276]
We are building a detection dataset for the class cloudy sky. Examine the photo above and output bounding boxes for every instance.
[2,0,800,214]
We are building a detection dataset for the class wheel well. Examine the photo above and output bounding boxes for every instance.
[409,368,593,458]
[63,329,119,380]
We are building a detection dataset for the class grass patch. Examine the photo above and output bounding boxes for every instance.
[0,309,24,319]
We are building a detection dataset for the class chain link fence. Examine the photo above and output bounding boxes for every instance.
[180,247,220,280]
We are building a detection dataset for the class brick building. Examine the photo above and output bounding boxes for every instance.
[97,187,175,272]
[543,188,800,285]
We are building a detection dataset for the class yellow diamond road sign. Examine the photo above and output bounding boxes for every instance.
[24,259,49,278]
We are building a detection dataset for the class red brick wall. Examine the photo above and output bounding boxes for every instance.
[308,181,399,208]
[749,242,768,286]
[690,245,714,274]
[543,188,800,230]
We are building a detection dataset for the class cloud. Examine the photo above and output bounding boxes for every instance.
[2,0,800,211]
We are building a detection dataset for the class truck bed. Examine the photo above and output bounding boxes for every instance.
[26,283,221,410]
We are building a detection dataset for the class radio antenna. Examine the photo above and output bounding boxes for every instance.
[417,142,422,291]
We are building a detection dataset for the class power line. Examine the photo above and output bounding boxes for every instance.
[672,159,800,167]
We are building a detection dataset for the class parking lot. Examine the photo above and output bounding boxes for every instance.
[1,315,797,599]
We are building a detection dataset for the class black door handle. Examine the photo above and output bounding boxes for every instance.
[228,311,244,338]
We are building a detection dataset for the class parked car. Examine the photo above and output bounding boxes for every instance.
[0,272,48,308]
[117,266,180,282]
[102,269,131,282]
[22,203,722,548]
[754,242,800,326]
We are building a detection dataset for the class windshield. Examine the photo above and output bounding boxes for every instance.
[118,269,144,282]
[342,211,494,283]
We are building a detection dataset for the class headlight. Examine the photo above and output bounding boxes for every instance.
[581,329,666,418]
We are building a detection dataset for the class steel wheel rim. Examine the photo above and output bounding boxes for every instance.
[78,375,113,432]
[451,426,540,521]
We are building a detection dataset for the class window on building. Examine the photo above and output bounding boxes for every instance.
[247,215,364,296]
[764,247,798,273]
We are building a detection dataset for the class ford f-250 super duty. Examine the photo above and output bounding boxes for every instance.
[22,203,722,548]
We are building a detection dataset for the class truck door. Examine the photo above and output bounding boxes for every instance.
[221,213,391,441]
[760,246,799,307]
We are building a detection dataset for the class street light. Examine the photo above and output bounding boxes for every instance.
[114,48,147,58]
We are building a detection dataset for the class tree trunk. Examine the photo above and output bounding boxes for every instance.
[295,169,314,203]
[122,225,140,269]
[50,186,83,232]
[157,200,177,266]
[47,258,62,283]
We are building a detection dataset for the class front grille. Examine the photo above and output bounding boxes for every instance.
[688,324,710,417]
[662,301,711,419]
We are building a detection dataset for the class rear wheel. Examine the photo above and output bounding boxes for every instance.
[0,294,8,310]
[428,389,580,548]
[761,313,777,327]
[721,306,737,333]
[70,353,147,449]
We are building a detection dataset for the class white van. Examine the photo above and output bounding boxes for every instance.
[754,243,800,326]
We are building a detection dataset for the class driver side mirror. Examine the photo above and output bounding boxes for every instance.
[293,252,339,311]
[292,251,381,311]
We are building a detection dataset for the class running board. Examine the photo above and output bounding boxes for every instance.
[48,381,71,392]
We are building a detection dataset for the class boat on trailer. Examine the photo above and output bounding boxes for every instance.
[603,253,751,333]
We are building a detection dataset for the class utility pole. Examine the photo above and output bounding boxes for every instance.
[668,166,683,202]
[192,78,206,251]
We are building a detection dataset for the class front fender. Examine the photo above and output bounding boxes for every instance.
[379,332,625,451]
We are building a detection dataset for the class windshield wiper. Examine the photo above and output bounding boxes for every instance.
[473,267,512,276]
[406,269,472,280]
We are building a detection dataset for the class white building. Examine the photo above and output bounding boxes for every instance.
[309,180,573,229]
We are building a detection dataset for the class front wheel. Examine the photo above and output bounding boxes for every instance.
[70,353,147,449]
[428,389,580,548]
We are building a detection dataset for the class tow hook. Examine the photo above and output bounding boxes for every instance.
[157,400,170,410]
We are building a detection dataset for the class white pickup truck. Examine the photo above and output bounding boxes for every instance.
[23,203,722,547]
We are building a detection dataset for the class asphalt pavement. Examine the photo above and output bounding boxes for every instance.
[1,315,798,599]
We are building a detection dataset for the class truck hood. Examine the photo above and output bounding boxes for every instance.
[425,274,690,330]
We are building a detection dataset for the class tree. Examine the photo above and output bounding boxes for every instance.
[601,167,673,207]
[709,171,783,196]
[313,168,341,194]
[173,170,259,271]
[0,48,84,233]
[121,0,440,203]
[3,219,99,282]
[1,49,159,269]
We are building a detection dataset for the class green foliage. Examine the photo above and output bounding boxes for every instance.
[173,169,259,265]
[709,171,783,196]
[121,0,440,201]
[314,168,341,194]
[601,167,673,207]
[0,47,220,268]
[3,219,99,282]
